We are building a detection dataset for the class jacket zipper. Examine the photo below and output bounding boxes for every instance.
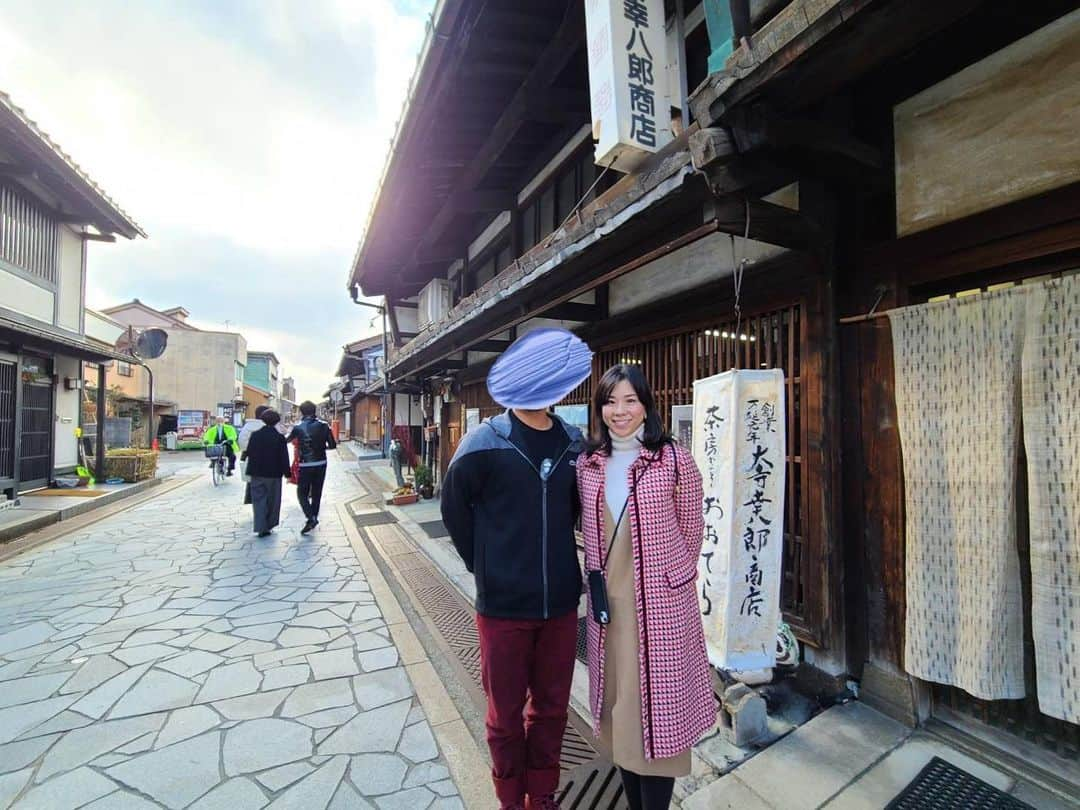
[505,439,573,621]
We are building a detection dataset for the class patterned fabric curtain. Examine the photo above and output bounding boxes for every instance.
[1022,276,1080,723]
[889,291,1027,701]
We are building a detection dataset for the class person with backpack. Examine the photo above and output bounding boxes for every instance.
[286,400,337,534]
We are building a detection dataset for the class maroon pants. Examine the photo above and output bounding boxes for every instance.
[476,609,578,807]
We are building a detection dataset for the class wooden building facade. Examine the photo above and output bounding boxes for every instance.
[348,0,1079,790]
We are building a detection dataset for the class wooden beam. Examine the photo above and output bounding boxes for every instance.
[471,339,511,352]
[728,105,883,171]
[413,246,465,266]
[429,358,467,371]
[543,302,603,321]
[402,3,585,276]
[456,191,517,213]
[54,211,94,225]
[688,127,738,170]
[81,232,116,243]
[0,162,33,178]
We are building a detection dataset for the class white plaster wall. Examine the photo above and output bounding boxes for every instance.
[56,226,84,332]
[609,233,786,316]
[394,393,422,426]
[53,355,81,468]
[85,310,125,345]
[395,306,419,334]
[0,270,54,323]
[143,330,247,413]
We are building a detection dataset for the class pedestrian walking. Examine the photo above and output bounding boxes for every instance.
[242,409,291,537]
[576,364,715,810]
[239,405,270,505]
[202,416,238,477]
[237,405,270,454]
[286,400,337,534]
[441,328,592,810]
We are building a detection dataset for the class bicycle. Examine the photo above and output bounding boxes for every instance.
[204,440,230,487]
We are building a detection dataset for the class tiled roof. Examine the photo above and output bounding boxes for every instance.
[0,90,145,238]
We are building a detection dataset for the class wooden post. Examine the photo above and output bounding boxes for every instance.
[95,362,106,482]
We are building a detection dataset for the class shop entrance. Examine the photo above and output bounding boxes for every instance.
[18,355,53,491]
[915,270,1080,766]
[0,354,16,492]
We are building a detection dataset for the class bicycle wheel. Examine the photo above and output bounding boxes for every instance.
[212,458,221,487]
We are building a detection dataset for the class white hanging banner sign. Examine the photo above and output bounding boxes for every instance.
[584,0,671,173]
[692,369,787,672]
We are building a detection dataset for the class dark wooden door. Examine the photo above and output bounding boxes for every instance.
[0,356,16,484]
[18,357,53,490]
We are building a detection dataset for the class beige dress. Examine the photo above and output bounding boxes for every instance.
[598,504,692,777]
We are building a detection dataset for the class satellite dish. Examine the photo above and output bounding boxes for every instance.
[134,328,168,359]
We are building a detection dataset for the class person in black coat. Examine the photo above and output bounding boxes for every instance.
[242,409,291,537]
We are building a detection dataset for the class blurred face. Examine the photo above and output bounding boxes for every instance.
[602,379,646,439]
[216,417,225,425]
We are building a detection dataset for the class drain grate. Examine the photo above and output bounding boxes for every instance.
[556,759,626,810]
[576,616,588,664]
[365,521,600,774]
[417,519,448,538]
[352,510,396,528]
[886,758,1034,810]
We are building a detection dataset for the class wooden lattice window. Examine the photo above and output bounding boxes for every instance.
[586,303,813,632]
[0,182,59,286]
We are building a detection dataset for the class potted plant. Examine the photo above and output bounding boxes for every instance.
[414,463,434,499]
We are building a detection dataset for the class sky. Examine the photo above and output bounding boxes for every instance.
[0,0,434,401]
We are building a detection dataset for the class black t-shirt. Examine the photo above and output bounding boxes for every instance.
[509,410,569,472]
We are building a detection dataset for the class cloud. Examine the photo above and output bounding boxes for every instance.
[0,0,429,398]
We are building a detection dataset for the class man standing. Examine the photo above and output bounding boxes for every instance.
[202,416,239,477]
[441,329,592,810]
[287,400,337,534]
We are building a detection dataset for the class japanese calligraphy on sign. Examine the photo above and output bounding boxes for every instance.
[584,0,671,172]
[691,369,787,673]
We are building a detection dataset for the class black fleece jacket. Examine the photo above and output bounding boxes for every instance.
[440,410,584,620]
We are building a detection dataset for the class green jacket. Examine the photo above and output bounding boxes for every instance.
[202,423,239,453]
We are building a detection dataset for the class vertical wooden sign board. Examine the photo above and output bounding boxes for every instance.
[692,369,787,673]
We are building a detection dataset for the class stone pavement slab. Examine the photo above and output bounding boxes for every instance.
[0,457,464,809]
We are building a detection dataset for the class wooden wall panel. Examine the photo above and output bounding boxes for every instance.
[894,10,1080,235]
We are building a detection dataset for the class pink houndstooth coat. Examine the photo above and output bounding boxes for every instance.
[577,442,716,760]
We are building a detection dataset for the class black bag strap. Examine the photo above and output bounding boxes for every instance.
[599,442,680,571]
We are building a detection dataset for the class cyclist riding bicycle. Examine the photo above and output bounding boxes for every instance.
[202,416,239,477]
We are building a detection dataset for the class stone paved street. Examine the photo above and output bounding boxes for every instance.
[0,456,464,810]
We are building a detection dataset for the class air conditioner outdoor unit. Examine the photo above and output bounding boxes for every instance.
[418,279,453,329]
